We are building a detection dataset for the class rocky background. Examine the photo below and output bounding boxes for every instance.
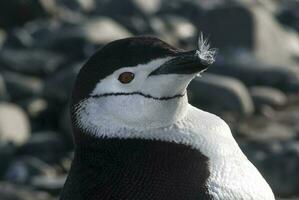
[0,0,299,199]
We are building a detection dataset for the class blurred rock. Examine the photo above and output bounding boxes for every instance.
[250,86,288,111]
[31,175,66,194]
[150,15,197,46]
[0,29,7,48]
[0,182,54,200]
[92,0,153,34]
[18,98,48,119]
[3,29,34,49]
[2,71,43,100]
[0,49,66,77]
[132,0,161,14]
[59,106,72,140]
[83,17,133,45]
[200,3,299,66]
[188,73,254,116]
[0,103,30,146]
[5,157,55,184]
[44,63,81,103]
[239,120,296,141]
[277,1,299,32]
[241,140,299,197]
[0,143,15,179]
[18,131,66,163]
[210,52,299,92]
[0,74,8,101]
[0,1,46,28]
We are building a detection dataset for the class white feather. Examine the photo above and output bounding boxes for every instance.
[196,33,217,65]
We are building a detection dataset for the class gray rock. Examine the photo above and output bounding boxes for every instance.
[0,74,8,101]
[132,0,162,14]
[82,17,133,45]
[188,73,254,116]
[241,140,299,197]
[0,181,54,200]
[5,157,54,184]
[44,63,81,103]
[59,106,72,140]
[0,1,46,28]
[2,71,44,100]
[277,1,299,32]
[209,53,299,92]
[200,3,299,66]
[0,29,6,48]
[0,143,15,178]
[18,98,48,119]
[239,120,296,141]
[0,103,30,146]
[3,28,34,49]
[91,0,154,34]
[18,131,67,163]
[0,49,66,77]
[31,175,66,194]
[250,86,288,110]
[150,15,197,46]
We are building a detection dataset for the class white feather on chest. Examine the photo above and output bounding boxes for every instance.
[75,100,274,200]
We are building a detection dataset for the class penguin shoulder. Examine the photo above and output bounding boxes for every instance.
[182,105,275,200]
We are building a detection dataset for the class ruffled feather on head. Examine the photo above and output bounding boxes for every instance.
[195,33,217,65]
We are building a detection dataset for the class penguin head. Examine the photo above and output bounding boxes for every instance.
[72,36,215,134]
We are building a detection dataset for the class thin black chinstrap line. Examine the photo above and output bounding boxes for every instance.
[90,92,185,101]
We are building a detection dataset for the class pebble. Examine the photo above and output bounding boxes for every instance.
[0,103,30,146]
[188,73,254,116]
[2,71,43,100]
[250,86,288,111]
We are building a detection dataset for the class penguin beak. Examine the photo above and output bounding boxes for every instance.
[149,50,212,76]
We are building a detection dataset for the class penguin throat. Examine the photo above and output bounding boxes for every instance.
[73,94,189,137]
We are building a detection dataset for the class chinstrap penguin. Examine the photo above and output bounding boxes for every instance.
[60,36,275,200]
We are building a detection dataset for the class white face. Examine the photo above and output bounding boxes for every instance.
[75,57,197,135]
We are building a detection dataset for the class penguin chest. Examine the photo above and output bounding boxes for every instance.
[65,138,213,200]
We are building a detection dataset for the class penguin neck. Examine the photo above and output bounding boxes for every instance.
[73,94,189,139]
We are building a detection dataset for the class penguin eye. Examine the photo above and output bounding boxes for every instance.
[118,72,135,84]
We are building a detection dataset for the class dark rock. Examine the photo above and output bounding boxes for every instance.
[250,86,288,111]
[200,3,299,66]
[239,120,296,141]
[59,106,72,141]
[17,131,67,163]
[0,29,6,48]
[0,74,8,101]
[82,17,133,45]
[43,63,81,103]
[92,0,154,34]
[0,103,30,146]
[0,143,15,179]
[40,0,96,15]
[150,15,197,47]
[2,71,43,100]
[5,157,54,184]
[18,98,48,119]
[3,29,34,49]
[0,0,46,28]
[132,0,162,15]
[209,53,299,93]
[241,140,299,197]
[188,73,254,116]
[0,181,54,200]
[0,49,66,77]
[31,175,66,194]
[277,1,299,32]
